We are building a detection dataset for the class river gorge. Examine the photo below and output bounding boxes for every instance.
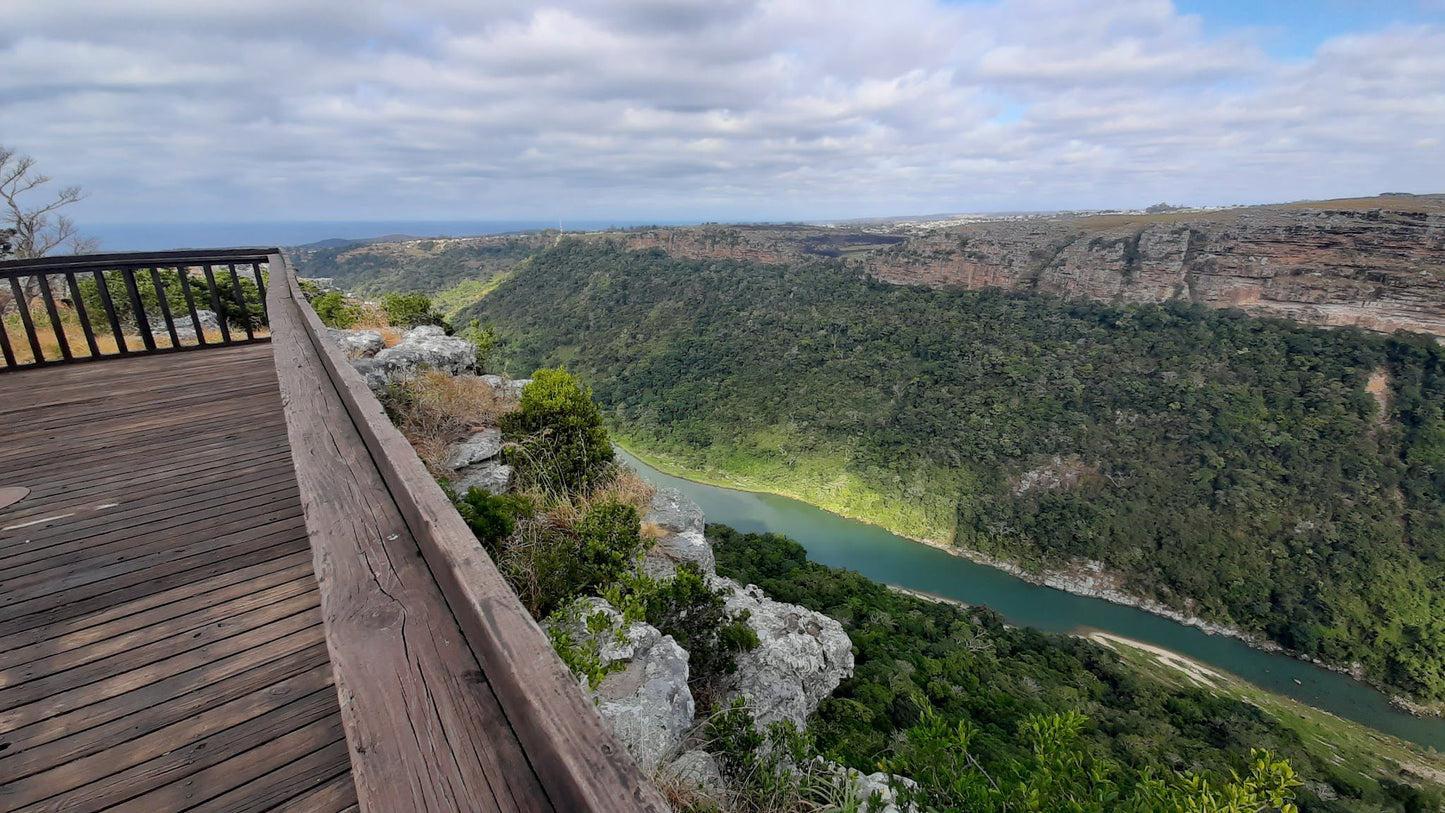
[615,447,1445,752]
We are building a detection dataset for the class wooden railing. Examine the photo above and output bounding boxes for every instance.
[0,248,271,371]
[266,251,667,811]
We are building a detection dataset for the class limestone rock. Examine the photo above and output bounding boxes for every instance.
[446,427,502,470]
[357,325,475,389]
[549,599,694,774]
[814,760,918,813]
[151,309,221,342]
[664,750,725,796]
[479,374,531,403]
[642,488,715,579]
[452,459,513,495]
[326,328,385,359]
[714,577,854,728]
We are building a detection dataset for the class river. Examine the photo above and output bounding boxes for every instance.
[614,447,1445,752]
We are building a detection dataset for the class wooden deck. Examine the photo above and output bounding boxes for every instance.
[0,345,358,811]
[0,249,666,812]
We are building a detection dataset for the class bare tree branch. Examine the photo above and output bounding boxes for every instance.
[1,144,91,262]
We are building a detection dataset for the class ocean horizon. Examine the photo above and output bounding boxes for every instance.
[82,219,692,253]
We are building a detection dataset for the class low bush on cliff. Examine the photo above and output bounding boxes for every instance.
[494,499,643,618]
[379,291,447,329]
[602,562,759,707]
[454,488,534,548]
[311,290,359,328]
[501,368,615,496]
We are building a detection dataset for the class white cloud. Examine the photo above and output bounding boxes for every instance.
[1,0,1441,223]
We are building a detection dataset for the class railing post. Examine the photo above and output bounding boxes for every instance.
[8,276,45,364]
[64,271,102,358]
[35,274,72,361]
[121,267,157,352]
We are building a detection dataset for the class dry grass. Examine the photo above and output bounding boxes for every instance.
[526,463,657,543]
[582,464,657,518]
[651,766,725,813]
[385,371,514,475]
[348,304,406,347]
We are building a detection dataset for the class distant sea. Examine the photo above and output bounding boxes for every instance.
[83,220,689,253]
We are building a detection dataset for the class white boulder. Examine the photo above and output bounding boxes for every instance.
[326,328,385,359]
[814,760,918,813]
[479,374,531,403]
[446,427,502,470]
[356,325,475,389]
[642,489,715,579]
[549,599,695,774]
[714,577,854,729]
[664,750,725,796]
[452,460,513,495]
[152,309,222,342]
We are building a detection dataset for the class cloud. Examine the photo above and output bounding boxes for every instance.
[1,0,1442,223]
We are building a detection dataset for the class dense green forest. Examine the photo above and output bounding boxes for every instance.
[461,240,1445,704]
[292,236,543,295]
[711,525,1440,812]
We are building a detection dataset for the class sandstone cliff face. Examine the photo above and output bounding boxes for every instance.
[615,199,1445,337]
[867,207,1445,336]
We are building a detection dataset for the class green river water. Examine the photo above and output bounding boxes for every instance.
[615,447,1445,752]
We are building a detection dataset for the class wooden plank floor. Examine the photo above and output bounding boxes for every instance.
[0,345,359,812]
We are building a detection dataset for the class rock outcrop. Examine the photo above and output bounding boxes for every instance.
[813,760,918,813]
[638,487,853,730]
[479,374,530,401]
[714,576,854,729]
[352,325,475,389]
[548,599,695,774]
[326,327,385,359]
[663,750,725,796]
[446,427,502,469]
[641,488,715,579]
[151,308,220,342]
[443,427,513,494]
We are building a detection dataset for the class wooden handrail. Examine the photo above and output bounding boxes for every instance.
[0,249,271,371]
[266,252,667,811]
[0,247,278,271]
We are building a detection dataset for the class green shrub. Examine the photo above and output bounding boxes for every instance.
[77,268,267,332]
[704,699,818,810]
[312,290,360,328]
[573,501,643,585]
[380,291,446,329]
[503,499,643,618]
[605,562,758,706]
[500,369,615,496]
[454,488,533,551]
[459,320,498,370]
[545,600,627,690]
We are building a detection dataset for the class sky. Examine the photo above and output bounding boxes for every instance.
[3,0,1444,225]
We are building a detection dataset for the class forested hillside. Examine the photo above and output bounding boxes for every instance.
[712,526,1443,813]
[462,240,1445,705]
[292,235,545,296]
